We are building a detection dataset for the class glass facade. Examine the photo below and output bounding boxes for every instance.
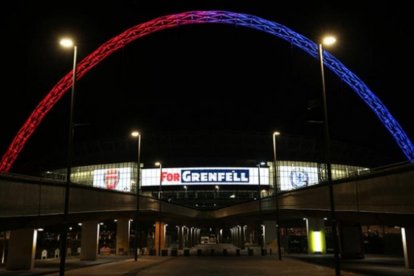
[45,161,368,194]
[275,161,368,191]
[48,162,138,192]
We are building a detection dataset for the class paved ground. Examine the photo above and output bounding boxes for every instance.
[0,255,128,276]
[289,254,414,276]
[1,256,360,276]
[1,253,413,275]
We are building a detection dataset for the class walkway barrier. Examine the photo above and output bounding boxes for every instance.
[41,250,47,259]
[54,248,59,258]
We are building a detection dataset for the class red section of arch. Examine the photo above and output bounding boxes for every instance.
[0,11,216,172]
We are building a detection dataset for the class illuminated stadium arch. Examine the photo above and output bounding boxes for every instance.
[1,10,413,172]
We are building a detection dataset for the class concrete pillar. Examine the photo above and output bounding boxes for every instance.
[154,221,165,255]
[192,228,196,245]
[196,229,200,244]
[235,228,238,245]
[305,218,326,254]
[264,221,277,252]
[219,229,223,244]
[182,226,187,248]
[402,227,414,268]
[240,226,245,249]
[249,227,254,244]
[6,228,37,270]
[184,226,189,247]
[244,226,253,245]
[180,226,184,249]
[81,221,99,260]
[235,227,238,246]
[116,218,130,255]
[176,226,182,249]
[189,227,193,247]
[340,223,364,259]
[164,224,169,248]
[236,227,240,248]
[233,228,237,246]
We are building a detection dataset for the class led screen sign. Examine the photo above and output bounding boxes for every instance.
[141,167,269,186]
[279,165,318,191]
[93,167,132,192]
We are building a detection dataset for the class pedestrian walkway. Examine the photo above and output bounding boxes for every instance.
[289,254,414,276]
[0,255,129,276]
[2,253,412,275]
[1,255,359,276]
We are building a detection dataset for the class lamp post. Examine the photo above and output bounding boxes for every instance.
[59,38,77,276]
[131,131,141,261]
[257,161,265,252]
[319,35,340,275]
[155,161,162,256]
[272,131,283,261]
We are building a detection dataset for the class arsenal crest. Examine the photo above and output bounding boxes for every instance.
[104,169,119,190]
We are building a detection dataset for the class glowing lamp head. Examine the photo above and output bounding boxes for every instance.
[322,36,336,46]
[273,131,280,136]
[155,162,161,167]
[60,38,74,48]
[131,131,140,137]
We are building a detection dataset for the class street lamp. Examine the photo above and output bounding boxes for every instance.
[155,161,162,256]
[59,37,77,276]
[319,35,340,275]
[257,161,265,252]
[272,131,282,261]
[131,131,141,261]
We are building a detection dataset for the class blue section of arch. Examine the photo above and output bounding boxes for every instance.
[200,11,413,161]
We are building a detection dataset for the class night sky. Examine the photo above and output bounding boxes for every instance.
[1,1,413,172]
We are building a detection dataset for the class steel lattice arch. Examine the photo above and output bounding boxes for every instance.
[1,10,413,172]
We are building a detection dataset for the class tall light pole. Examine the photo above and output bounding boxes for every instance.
[155,161,162,256]
[257,161,265,253]
[59,38,77,276]
[272,131,282,260]
[131,131,141,261]
[319,35,340,275]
